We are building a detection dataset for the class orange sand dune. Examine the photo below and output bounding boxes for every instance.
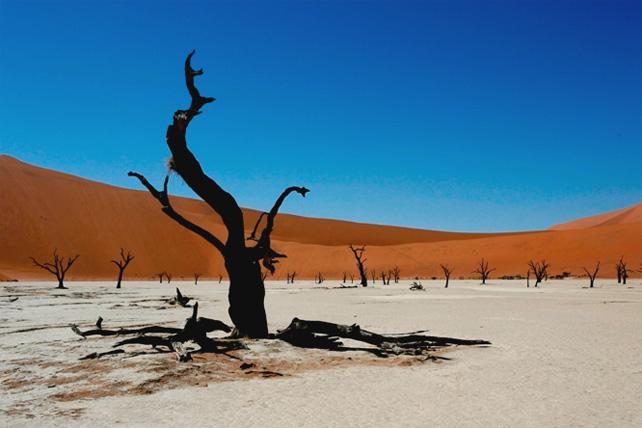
[550,202,642,230]
[1,155,640,280]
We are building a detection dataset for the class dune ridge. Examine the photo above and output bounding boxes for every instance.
[1,155,640,280]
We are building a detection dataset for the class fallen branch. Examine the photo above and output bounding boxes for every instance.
[73,306,489,362]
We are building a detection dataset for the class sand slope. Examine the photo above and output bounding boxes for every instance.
[1,155,640,280]
[550,202,642,230]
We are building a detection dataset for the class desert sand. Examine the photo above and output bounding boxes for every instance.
[1,279,641,427]
[1,155,641,281]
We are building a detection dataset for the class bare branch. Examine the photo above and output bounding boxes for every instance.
[128,172,225,255]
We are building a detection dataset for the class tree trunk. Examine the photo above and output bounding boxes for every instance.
[445,277,449,288]
[116,270,124,289]
[226,255,268,338]
[57,277,65,289]
[359,265,368,287]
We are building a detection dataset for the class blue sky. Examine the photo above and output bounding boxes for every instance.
[1,0,641,232]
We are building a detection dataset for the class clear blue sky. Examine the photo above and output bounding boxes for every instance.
[1,0,641,232]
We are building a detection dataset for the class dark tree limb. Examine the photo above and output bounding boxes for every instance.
[251,187,309,273]
[247,212,268,242]
[128,172,226,255]
[276,318,490,356]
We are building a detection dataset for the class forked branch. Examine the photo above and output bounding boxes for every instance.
[128,172,225,255]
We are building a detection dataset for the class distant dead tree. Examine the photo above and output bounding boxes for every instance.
[286,271,296,284]
[349,273,354,283]
[473,258,495,285]
[156,272,165,283]
[528,260,549,288]
[440,264,453,288]
[342,272,347,283]
[165,272,173,284]
[391,266,401,283]
[526,271,530,288]
[582,262,600,288]
[218,274,223,284]
[315,272,325,284]
[380,271,391,285]
[616,258,629,285]
[111,248,134,289]
[29,250,80,289]
[349,245,368,287]
[194,273,202,285]
[370,269,377,284]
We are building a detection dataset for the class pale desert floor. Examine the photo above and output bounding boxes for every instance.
[1,279,641,427]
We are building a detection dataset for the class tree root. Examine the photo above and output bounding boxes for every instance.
[72,304,490,362]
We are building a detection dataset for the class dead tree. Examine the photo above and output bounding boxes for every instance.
[315,272,325,284]
[349,245,368,287]
[165,272,173,284]
[582,262,600,288]
[440,264,453,288]
[120,51,491,354]
[473,258,495,285]
[286,271,296,284]
[526,271,530,288]
[29,250,79,289]
[380,271,389,285]
[350,273,354,283]
[371,269,377,284]
[342,272,347,283]
[111,248,134,289]
[194,273,202,285]
[156,272,165,283]
[391,266,400,283]
[528,260,549,288]
[616,258,629,285]
[218,274,223,284]
[128,52,309,337]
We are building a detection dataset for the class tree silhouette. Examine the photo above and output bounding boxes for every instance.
[111,248,134,289]
[440,264,453,288]
[129,52,308,337]
[391,266,401,284]
[29,249,79,289]
[473,258,495,285]
[349,245,368,287]
[616,258,629,285]
[286,271,296,284]
[96,52,494,355]
[528,260,549,288]
[582,262,600,288]
[194,273,202,285]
